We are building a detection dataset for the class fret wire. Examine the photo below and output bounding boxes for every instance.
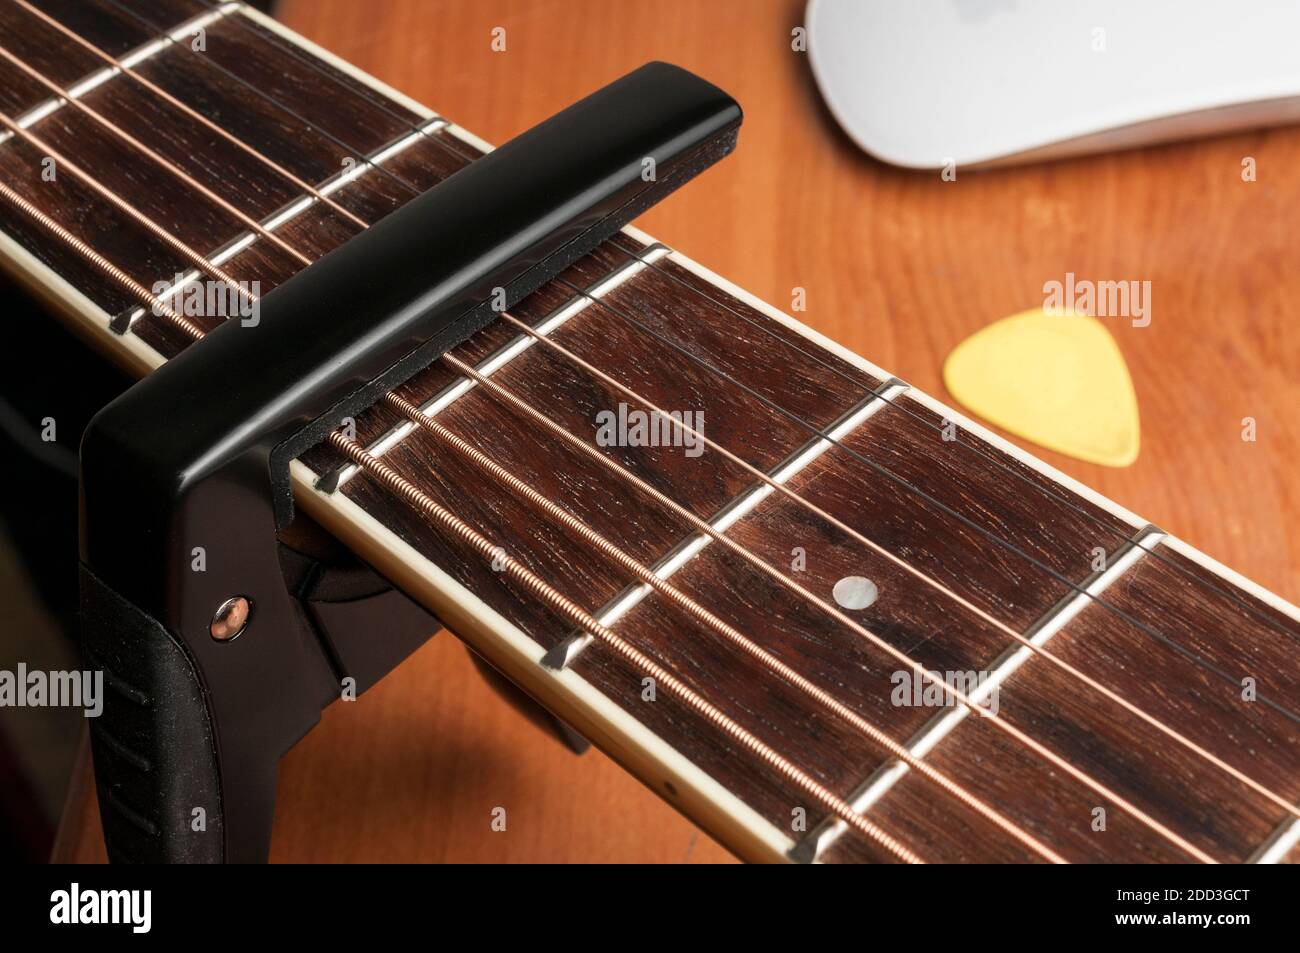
[437,351,1220,862]
[380,388,1066,863]
[0,42,315,266]
[604,233,1300,649]
[1248,811,1300,864]
[491,298,1300,815]
[10,0,371,232]
[100,0,468,200]
[547,273,1300,731]
[326,429,926,865]
[0,175,202,338]
[0,107,256,311]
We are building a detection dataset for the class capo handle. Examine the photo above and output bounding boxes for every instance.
[81,565,228,863]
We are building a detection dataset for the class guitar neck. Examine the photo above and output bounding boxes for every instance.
[1,0,1297,864]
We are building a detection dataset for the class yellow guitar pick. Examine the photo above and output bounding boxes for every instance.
[943,309,1139,467]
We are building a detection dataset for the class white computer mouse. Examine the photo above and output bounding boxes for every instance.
[806,0,1300,169]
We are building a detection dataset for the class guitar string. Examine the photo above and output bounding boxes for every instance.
[377,389,1067,863]
[0,11,1279,852]
[183,0,1300,665]
[63,1,1300,832]
[96,0,466,204]
[601,231,1300,649]
[0,42,314,265]
[544,274,1300,728]
[10,0,372,231]
[490,303,1300,822]
[324,431,924,864]
[0,105,256,312]
[0,176,201,337]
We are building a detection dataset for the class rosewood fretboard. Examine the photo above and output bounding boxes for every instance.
[1,0,1297,864]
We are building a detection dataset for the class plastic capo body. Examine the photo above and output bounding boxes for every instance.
[78,62,742,863]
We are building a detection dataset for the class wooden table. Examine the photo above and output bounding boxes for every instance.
[56,0,1300,863]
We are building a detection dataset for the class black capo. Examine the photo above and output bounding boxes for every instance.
[77,62,742,863]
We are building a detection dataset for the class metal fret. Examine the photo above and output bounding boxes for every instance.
[543,377,911,670]
[1248,810,1300,863]
[790,523,1166,862]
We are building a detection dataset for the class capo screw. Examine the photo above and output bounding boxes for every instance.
[210,596,252,642]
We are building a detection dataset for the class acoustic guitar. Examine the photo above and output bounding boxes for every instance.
[4,0,1297,864]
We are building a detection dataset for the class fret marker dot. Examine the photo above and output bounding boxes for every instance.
[832,576,877,610]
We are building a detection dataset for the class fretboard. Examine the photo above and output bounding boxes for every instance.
[1,0,1298,864]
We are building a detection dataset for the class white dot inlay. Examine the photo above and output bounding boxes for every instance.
[832,575,878,610]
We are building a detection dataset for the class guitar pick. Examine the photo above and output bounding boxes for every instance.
[942,309,1139,467]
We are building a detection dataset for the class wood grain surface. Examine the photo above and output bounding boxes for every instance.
[56,0,1300,863]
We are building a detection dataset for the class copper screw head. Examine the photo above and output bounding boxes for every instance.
[210,596,252,642]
